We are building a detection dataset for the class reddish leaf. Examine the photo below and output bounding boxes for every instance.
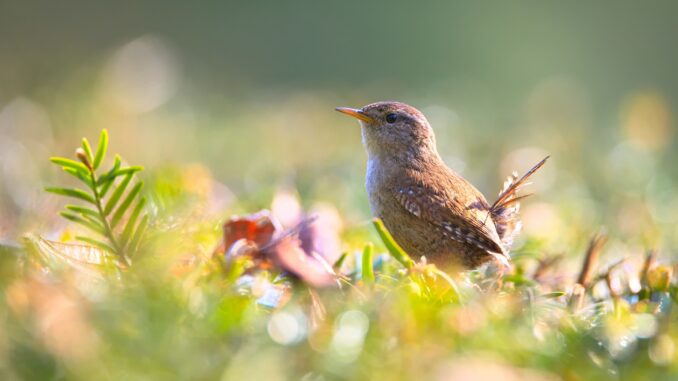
[219,210,338,288]
[223,210,279,250]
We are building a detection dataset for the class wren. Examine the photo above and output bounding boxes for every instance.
[337,101,548,269]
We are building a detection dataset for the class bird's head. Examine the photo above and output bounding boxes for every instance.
[336,101,438,161]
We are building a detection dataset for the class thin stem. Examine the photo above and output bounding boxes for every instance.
[87,165,130,267]
[577,231,607,289]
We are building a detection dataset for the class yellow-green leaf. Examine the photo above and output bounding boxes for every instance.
[93,129,108,170]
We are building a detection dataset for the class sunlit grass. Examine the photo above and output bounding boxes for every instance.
[1,128,677,380]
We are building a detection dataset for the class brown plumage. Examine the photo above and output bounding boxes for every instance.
[337,101,548,269]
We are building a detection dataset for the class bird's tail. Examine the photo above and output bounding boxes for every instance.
[489,156,549,251]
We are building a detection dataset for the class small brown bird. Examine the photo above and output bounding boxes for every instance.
[336,101,548,269]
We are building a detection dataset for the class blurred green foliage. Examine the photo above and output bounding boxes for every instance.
[1,1,678,380]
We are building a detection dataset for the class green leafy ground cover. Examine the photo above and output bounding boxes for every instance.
[0,130,676,381]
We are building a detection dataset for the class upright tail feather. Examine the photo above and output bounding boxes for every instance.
[490,156,549,251]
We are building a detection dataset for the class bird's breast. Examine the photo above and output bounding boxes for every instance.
[365,157,389,216]
[365,156,408,220]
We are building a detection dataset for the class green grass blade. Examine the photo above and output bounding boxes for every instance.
[362,242,375,284]
[431,267,460,300]
[120,197,146,248]
[59,212,105,235]
[372,218,414,269]
[104,173,133,216]
[82,137,94,163]
[92,129,108,170]
[50,157,89,174]
[542,291,567,299]
[46,187,96,204]
[333,252,348,271]
[111,181,143,229]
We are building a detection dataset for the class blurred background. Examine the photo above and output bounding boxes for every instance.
[3,2,678,380]
[1,0,678,256]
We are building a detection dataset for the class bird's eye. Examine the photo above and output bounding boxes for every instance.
[385,113,397,124]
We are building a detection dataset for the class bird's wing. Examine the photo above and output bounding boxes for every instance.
[392,179,507,257]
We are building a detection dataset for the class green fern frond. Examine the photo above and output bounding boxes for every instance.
[46,129,149,266]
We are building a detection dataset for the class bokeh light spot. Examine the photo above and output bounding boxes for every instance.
[268,311,304,345]
[622,91,673,152]
[102,35,180,114]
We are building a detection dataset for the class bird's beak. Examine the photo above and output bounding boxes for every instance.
[335,107,374,123]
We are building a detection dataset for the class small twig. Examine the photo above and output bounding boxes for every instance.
[577,230,608,289]
[604,260,626,299]
[603,258,629,317]
[568,283,586,312]
[640,249,657,287]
